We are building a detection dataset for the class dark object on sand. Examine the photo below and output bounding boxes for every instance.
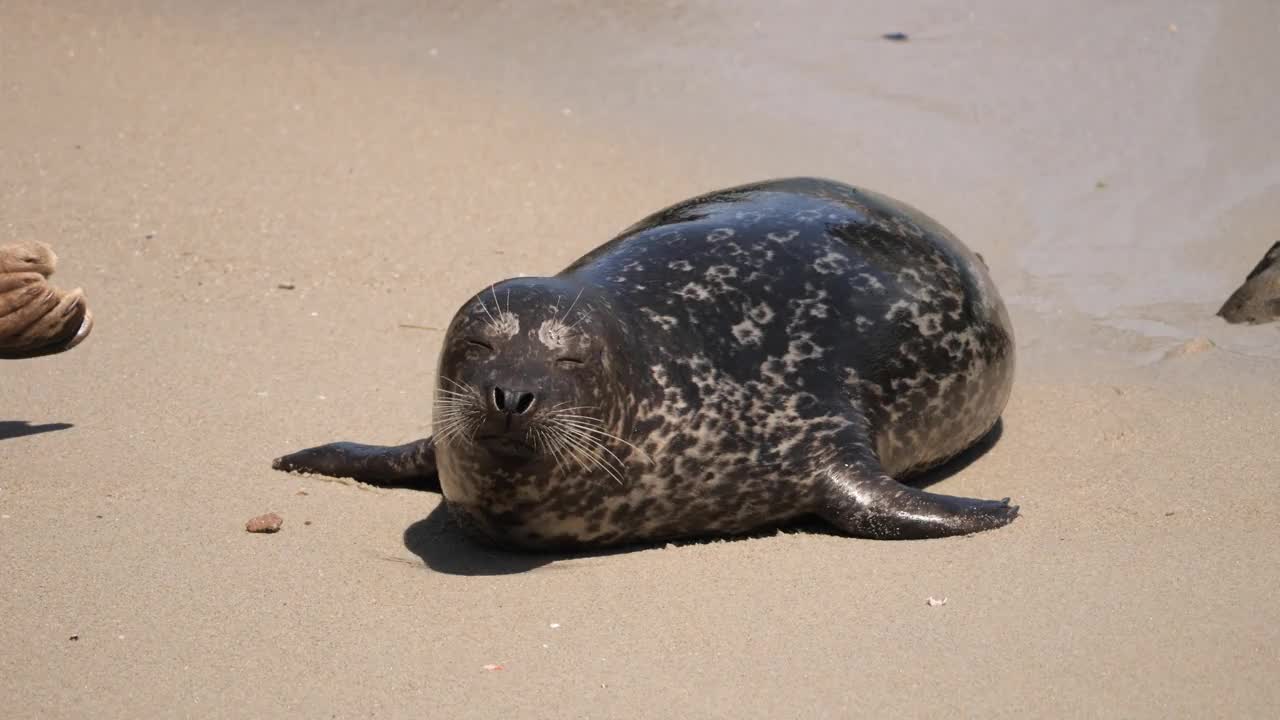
[882,32,910,42]
[0,241,94,359]
[1217,242,1280,325]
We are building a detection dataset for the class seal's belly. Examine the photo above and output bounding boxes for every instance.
[440,445,820,549]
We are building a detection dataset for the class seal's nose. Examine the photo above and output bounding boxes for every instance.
[492,386,535,415]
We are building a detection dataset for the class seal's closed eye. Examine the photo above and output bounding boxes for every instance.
[467,339,494,351]
[556,357,584,367]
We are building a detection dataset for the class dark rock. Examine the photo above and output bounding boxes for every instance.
[1218,242,1280,325]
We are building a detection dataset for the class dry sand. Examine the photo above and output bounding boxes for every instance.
[3,1,1279,717]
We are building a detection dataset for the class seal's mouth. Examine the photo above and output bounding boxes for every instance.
[477,434,537,460]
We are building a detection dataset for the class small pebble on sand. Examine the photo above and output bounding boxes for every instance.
[1163,336,1215,359]
[245,512,284,533]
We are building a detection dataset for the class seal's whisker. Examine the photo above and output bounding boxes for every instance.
[545,407,599,416]
[439,376,484,399]
[560,288,585,324]
[433,419,463,446]
[476,296,498,330]
[433,398,481,414]
[550,413,607,424]
[550,420,629,485]
[563,437,624,486]
[433,403,476,416]
[490,284,505,321]
[542,420,609,479]
[563,302,593,332]
[550,432,593,477]
[552,421,622,459]
[465,413,486,443]
[554,419,654,465]
[533,425,570,475]
[433,374,486,449]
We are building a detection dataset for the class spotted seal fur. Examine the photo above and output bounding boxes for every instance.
[274,178,1018,549]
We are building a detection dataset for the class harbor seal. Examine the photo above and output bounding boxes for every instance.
[0,241,94,359]
[274,178,1017,549]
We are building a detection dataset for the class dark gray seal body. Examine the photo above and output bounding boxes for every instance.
[274,178,1017,550]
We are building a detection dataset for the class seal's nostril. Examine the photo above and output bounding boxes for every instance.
[514,392,535,415]
[493,387,533,414]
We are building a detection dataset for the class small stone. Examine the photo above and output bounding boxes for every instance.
[482,663,504,672]
[69,635,79,641]
[926,596,948,607]
[276,282,296,290]
[882,32,909,42]
[245,512,284,533]
[1163,336,1215,359]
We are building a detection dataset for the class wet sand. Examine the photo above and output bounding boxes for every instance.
[2,1,1278,717]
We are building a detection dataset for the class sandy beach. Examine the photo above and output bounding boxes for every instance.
[3,1,1278,717]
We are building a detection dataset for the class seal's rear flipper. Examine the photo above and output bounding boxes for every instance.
[816,463,1018,539]
[272,437,439,492]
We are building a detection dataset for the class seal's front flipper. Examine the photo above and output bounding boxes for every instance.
[272,437,439,492]
[817,464,1017,539]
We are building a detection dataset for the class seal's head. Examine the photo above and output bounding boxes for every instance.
[433,277,638,482]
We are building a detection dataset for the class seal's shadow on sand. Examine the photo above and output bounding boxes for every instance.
[403,419,1004,576]
[0,420,73,441]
